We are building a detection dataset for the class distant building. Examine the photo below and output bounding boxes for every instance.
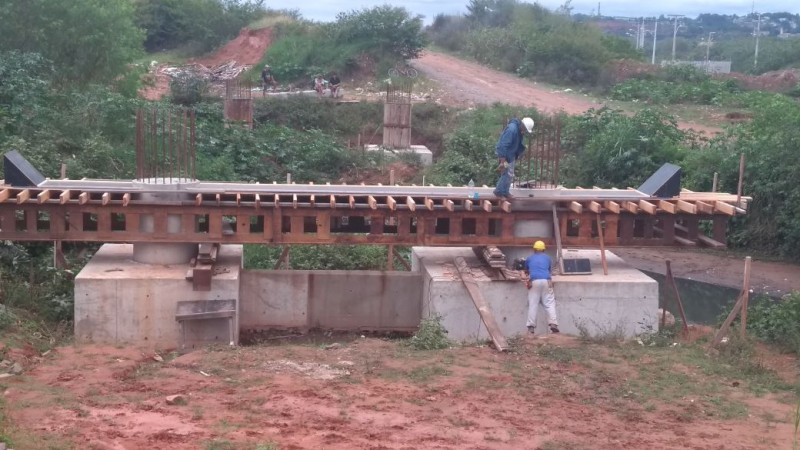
[662,60,732,74]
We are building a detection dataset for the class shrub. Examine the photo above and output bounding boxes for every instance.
[170,73,210,106]
[409,316,451,350]
[746,292,800,354]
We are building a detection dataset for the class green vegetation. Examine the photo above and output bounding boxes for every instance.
[746,293,800,354]
[611,65,741,105]
[257,6,426,84]
[408,316,451,350]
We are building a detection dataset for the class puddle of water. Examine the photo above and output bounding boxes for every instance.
[642,270,744,325]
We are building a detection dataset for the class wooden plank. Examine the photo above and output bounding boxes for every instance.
[464,199,473,211]
[122,193,131,207]
[697,234,726,249]
[501,200,512,213]
[348,195,355,209]
[292,194,298,209]
[482,200,492,213]
[78,192,90,205]
[604,201,621,214]
[236,193,241,206]
[444,199,454,212]
[215,193,221,205]
[406,196,416,212]
[714,201,736,216]
[622,201,638,214]
[588,201,602,213]
[368,195,378,210]
[0,189,10,203]
[674,235,696,246]
[37,190,51,203]
[195,193,203,206]
[329,195,336,209]
[638,199,657,215]
[596,214,608,275]
[102,192,111,206]
[309,194,315,207]
[675,200,696,214]
[694,201,714,214]
[387,196,397,211]
[710,293,745,348]
[16,189,30,204]
[658,200,677,214]
[273,194,280,207]
[740,256,752,336]
[424,197,434,211]
[254,193,261,209]
[454,256,508,352]
[569,201,583,214]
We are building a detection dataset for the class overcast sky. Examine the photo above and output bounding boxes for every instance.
[266,1,799,23]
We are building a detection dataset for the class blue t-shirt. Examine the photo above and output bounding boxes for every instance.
[525,252,551,281]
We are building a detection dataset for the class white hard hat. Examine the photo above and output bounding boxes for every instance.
[522,117,534,133]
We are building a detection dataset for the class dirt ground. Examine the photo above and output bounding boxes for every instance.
[411,51,723,137]
[4,334,797,450]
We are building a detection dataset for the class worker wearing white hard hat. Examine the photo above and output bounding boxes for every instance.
[493,117,534,199]
[523,240,559,335]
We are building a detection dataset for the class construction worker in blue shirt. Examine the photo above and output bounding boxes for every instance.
[524,240,559,335]
[493,117,534,199]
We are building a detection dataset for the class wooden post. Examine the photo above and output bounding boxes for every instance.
[710,293,745,347]
[53,241,66,269]
[286,173,292,184]
[596,214,608,275]
[389,169,395,186]
[60,163,67,179]
[665,260,690,336]
[551,205,564,275]
[712,172,719,193]
[740,256,752,336]
[736,153,745,207]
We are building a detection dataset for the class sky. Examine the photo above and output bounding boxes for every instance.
[265,1,800,23]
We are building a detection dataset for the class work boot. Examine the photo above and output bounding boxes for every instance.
[549,324,560,333]
[527,326,535,335]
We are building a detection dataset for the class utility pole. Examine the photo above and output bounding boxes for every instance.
[705,31,716,72]
[651,19,658,65]
[668,15,684,61]
[754,13,764,70]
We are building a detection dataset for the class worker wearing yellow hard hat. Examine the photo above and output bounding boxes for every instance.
[522,240,559,335]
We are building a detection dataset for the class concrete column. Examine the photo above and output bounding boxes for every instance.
[132,180,198,265]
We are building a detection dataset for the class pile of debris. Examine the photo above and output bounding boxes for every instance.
[155,60,250,83]
[0,358,23,378]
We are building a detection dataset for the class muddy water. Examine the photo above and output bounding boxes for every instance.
[643,270,746,325]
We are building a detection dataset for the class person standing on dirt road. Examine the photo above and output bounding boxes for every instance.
[494,117,534,199]
[523,240,559,335]
[261,65,277,93]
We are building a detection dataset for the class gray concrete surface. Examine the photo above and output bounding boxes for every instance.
[364,144,433,166]
[240,271,421,330]
[75,244,242,348]
[412,247,658,342]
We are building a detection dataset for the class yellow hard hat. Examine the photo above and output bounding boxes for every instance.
[533,240,546,251]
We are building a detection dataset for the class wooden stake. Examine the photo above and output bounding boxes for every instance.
[596,214,608,275]
[454,256,507,351]
[552,205,564,275]
[665,260,689,336]
[740,256,752,336]
[736,153,745,207]
[712,172,718,193]
[710,293,745,348]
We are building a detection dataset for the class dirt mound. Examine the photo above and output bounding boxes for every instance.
[605,59,659,84]
[718,68,800,93]
[194,27,273,67]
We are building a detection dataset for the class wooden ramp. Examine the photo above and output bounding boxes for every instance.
[454,256,508,351]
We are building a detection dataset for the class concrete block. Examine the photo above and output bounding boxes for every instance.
[412,247,658,342]
[75,244,242,348]
[364,144,433,166]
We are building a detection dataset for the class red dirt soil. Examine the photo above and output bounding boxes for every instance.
[5,337,797,449]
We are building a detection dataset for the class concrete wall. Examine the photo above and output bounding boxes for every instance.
[413,247,658,342]
[239,270,422,330]
[75,244,242,348]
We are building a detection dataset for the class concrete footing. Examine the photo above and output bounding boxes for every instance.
[75,244,242,348]
[364,144,433,166]
[412,247,658,342]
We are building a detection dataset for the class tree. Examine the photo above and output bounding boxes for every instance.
[0,0,144,86]
[333,6,427,59]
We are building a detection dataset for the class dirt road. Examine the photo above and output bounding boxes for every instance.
[412,51,723,136]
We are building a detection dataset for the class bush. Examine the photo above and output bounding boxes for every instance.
[169,73,210,106]
[746,292,800,354]
[409,316,451,350]
[244,245,389,270]
[611,65,741,105]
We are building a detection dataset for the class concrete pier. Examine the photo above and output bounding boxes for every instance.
[412,247,659,342]
[75,244,242,348]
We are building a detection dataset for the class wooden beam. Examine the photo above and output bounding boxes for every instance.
[695,201,713,214]
[195,193,203,206]
[329,195,336,209]
[697,234,726,249]
[674,235,696,246]
[424,198,434,211]
[274,194,280,207]
[714,201,736,216]
[16,189,30,204]
[37,190,51,203]
[309,194,315,207]
[122,193,131,207]
[60,190,71,204]
[638,199,657,215]
[675,200,696,214]
[0,189,10,203]
[387,196,397,211]
[348,195,355,209]
[604,201,621,214]
[657,200,676,214]
[235,193,241,206]
[292,194,298,209]
[78,192,90,205]
[102,192,111,206]
[464,199,473,211]
[501,200,511,213]
[569,201,583,214]
[405,196,416,212]
[482,200,492,212]
[588,201,602,213]
[254,193,261,209]
[368,195,378,210]
[622,201,639,214]
[454,256,507,351]
[444,199,454,212]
